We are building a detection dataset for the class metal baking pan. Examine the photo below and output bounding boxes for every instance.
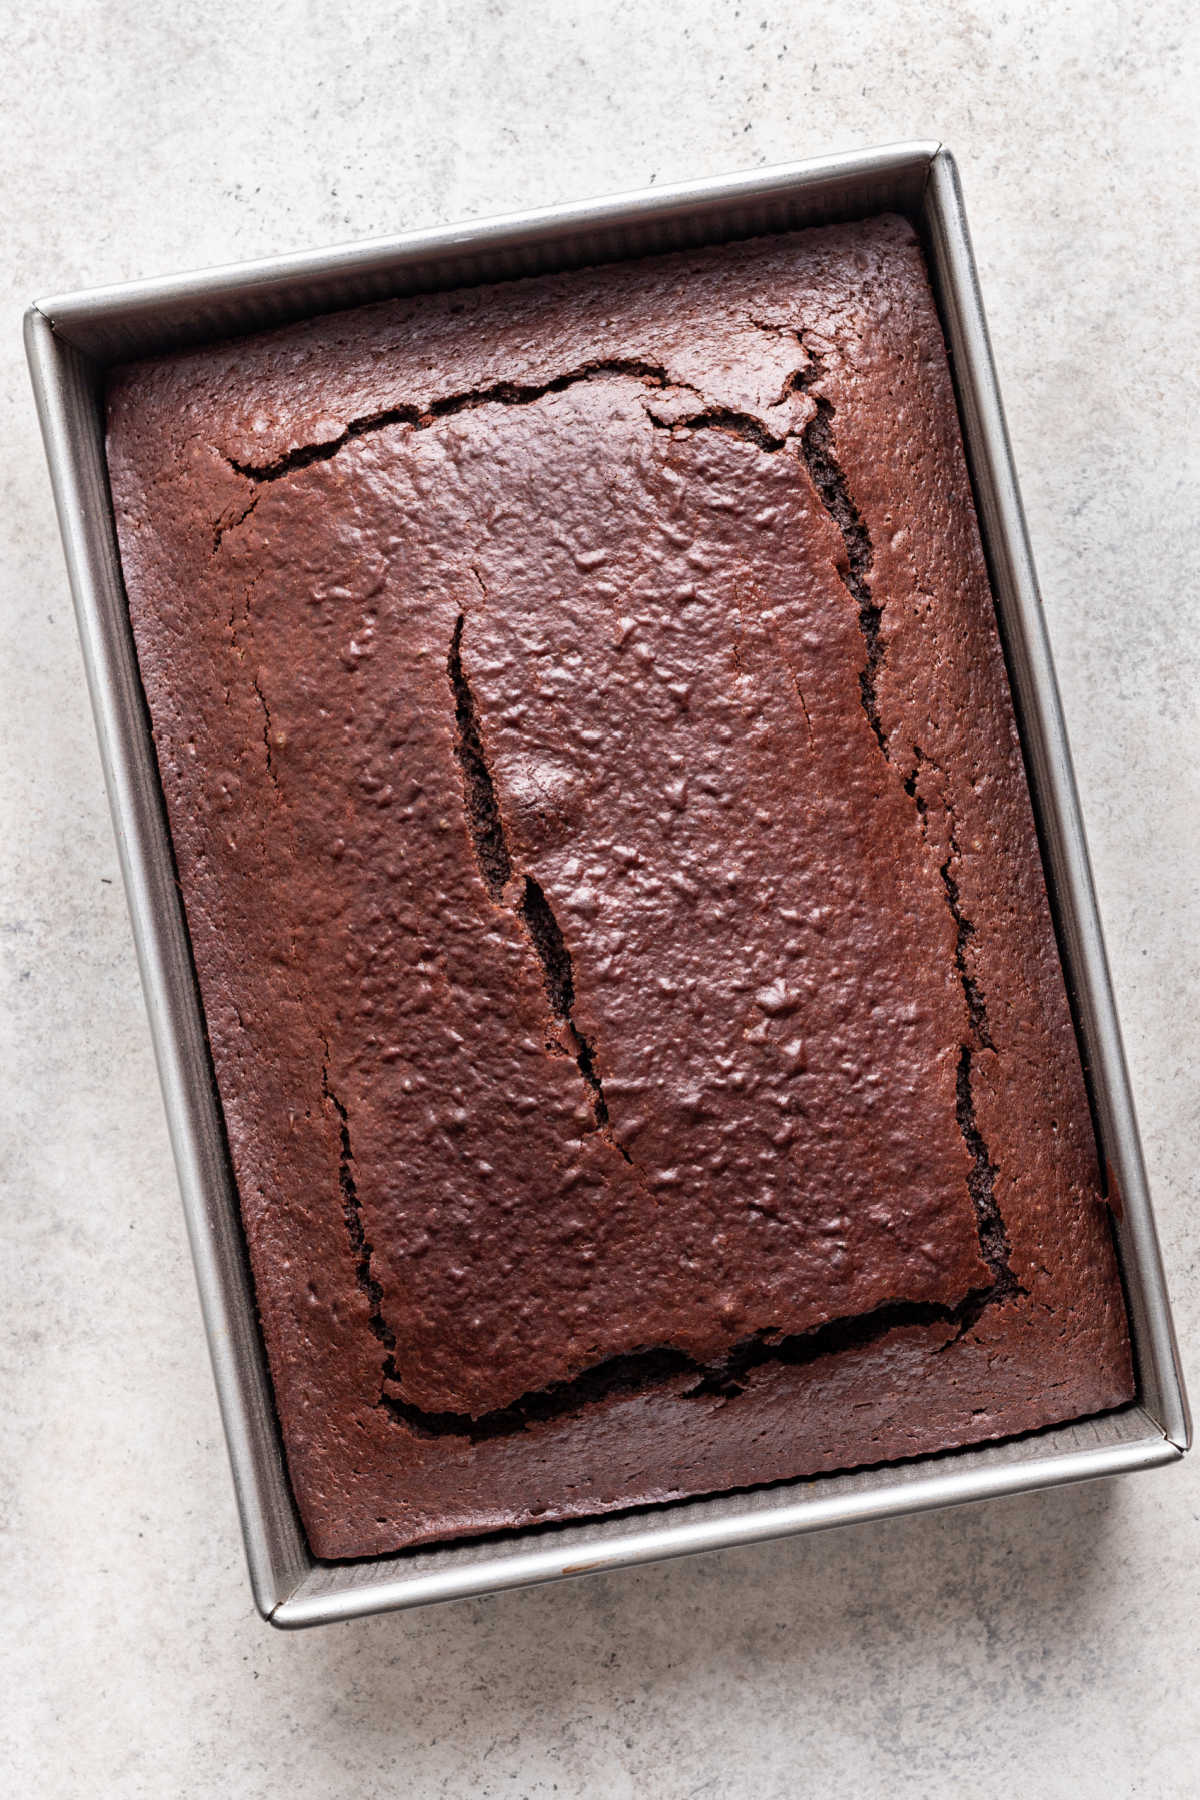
[26,140,1189,1627]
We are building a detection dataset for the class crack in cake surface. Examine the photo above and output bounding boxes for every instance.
[322,1061,395,1356]
[900,760,1020,1310]
[939,833,996,1052]
[380,1291,993,1442]
[645,403,790,453]
[250,673,278,791]
[794,369,885,756]
[446,613,512,897]
[789,361,1020,1318]
[224,359,694,484]
[445,613,618,1144]
[955,1045,1017,1297]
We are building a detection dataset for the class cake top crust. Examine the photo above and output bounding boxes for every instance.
[105,215,1131,1554]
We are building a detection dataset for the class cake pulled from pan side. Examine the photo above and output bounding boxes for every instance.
[106,216,1133,1558]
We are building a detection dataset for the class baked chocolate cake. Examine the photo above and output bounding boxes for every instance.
[106,216,1133,1558]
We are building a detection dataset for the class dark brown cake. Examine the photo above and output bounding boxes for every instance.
[106,215,1133,1558]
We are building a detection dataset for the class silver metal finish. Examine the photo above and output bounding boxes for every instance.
[26,142,1189,1628]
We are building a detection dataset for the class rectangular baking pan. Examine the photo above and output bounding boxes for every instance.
[26,140,1189,1627]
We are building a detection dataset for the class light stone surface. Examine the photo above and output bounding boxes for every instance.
[3,3,1198,1795]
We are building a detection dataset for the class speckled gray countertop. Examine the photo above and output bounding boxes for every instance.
[4,4,1198,1795]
